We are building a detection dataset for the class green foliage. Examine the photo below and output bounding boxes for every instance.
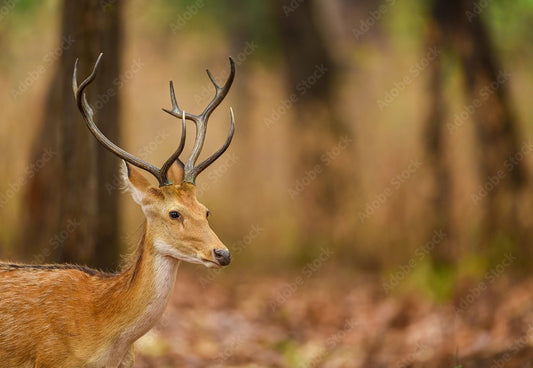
[487,0,533,59]
[0,0,44,23]
[382,0,533,64]
[456,252,490,280]
[382,0,429,51]
[0,0,41,15]
[150,0,279,59]
[409,259,457,302]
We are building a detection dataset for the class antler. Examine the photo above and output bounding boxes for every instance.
[73,53,186,187]
[163,57,235,184]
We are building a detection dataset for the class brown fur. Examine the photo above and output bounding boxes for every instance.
[0,164,229,367]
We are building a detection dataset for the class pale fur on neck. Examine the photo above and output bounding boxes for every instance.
[125,253,180,341]
[108,251,180,366]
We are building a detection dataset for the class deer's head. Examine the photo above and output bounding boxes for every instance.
[73,54,235,268]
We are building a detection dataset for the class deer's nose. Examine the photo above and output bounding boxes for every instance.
[213,248,231,266]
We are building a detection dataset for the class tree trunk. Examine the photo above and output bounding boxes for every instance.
[274,0,353,255]
[18,0,122,271]
[455,0,526,245]
[426,0,526,262]
[423,18,453,265]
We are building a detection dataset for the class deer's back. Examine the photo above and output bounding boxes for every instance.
[0,264,119,367]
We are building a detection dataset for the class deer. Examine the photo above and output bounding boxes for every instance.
[0,53,236,368]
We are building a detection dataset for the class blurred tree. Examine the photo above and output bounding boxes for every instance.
[274,0,353,256]
[423,6,454,266]
[18,0,122,271]
[424,0,527,265]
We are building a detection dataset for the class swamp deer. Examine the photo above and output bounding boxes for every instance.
[0,54,235,367]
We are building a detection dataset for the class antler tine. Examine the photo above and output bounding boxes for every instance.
[160,113,186,178]
[73,54,184,187]
[206,69,221,89]
[186,107,235,182]
[186,57,235,182]
[162,81,200,123]
[161,57,236,184]
[200,57,235,121]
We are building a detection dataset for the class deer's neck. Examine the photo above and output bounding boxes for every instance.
[99,226,180,348]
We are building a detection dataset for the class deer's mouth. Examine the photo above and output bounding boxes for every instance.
[168,253,221,268]
[200,258,223,268]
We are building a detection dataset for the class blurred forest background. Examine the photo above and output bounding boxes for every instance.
[1,0,533,366]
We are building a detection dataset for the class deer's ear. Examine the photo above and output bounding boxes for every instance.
[121,161,151,204]
[167,161,184,185]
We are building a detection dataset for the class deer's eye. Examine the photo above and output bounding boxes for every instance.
[206,210,210,219]
[169,211,181,220]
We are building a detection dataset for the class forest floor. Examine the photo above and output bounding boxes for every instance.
[133,267,533,367]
